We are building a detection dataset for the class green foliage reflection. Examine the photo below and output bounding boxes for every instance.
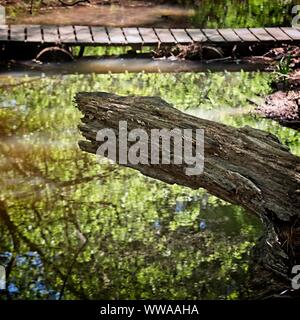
[0,71,298,299]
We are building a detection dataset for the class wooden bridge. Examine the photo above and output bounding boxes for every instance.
[1,25,300,46]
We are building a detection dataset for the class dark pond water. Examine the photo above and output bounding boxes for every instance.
[0,71,299,299]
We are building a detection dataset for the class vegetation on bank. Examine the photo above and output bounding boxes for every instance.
[253,46,300,130]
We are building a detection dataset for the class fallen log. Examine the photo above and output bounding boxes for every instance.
[75,92,300,297]
[76,92,300,220]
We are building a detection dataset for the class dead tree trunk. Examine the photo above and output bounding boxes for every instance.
[76,92,300,298]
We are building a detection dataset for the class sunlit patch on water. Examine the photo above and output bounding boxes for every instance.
[11,4,195,28]
[0,58,266,76]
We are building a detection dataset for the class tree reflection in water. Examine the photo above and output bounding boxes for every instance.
[0,72,298,299]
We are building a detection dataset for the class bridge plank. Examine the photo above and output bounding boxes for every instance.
[26,25,43,42]
[107,27,126,44]
[58,25,76,43]
[233,28,258,42]
[202,29,225,42]
[280,27,300,40]
[42,25,59,43]
[218,28,241,42]
[264,27,292,41]
[138,28,158,44]
[122,27,142,44]
[249,28,275,41]
[74,25,92,43]
[10,25,26,41]
[91,26,109,44]
[170,29,192,43]
[0,25,9,41]
[154,28,176,43]
[2,25,300,47]
[185,29,207,42]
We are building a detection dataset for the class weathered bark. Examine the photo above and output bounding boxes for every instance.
[75,92,300,297]
[76,92,300,219]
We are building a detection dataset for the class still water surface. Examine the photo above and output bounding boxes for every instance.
[10,0,296,28]
[0,71,299,299]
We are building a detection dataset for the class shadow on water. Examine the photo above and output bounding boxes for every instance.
[0,70,299,300]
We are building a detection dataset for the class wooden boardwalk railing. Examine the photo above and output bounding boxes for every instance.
[0,25,300,46]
